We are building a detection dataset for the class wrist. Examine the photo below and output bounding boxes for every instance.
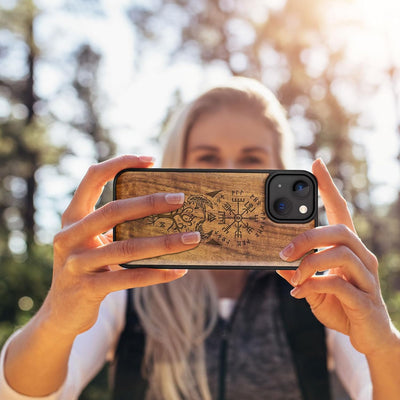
[4,307,75,397]
[33,297,79,343]
[365,324,400,362]
[364,325,400,400]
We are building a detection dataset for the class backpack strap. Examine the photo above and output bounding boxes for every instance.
[111,288,147,400]
[277,277,331,400]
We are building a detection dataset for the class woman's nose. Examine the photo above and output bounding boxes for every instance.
[220,159,236,169]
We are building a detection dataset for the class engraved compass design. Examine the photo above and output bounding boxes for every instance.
[145,189,267,249]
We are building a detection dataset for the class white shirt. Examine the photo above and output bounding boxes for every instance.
[0,290,372,400]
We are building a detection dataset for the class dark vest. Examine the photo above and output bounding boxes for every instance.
[111,274,331,400]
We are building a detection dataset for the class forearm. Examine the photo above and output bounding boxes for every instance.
[366,327,400,400]
[4,305,76,397]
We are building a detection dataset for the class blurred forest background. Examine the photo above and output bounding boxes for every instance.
[1,0,400,398]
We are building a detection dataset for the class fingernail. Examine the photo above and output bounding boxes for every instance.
[173,269,188,277]
[291,269,301,286]
[317,157,327,169]
[181,231,201,244]
[290,287,301,298]
[280,243,294,261]
[165,193,185,204]
[138,155,156,163]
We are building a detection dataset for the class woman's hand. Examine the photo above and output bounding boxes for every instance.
[42,155,200,337]
[277,158,398,358]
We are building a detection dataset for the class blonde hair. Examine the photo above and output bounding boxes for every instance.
[134,271,218,400]
[162,76,295,169]
[133,77,295,400]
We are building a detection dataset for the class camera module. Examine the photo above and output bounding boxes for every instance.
[266,172,316,223]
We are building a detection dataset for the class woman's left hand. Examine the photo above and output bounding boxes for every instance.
[277,158,398,358]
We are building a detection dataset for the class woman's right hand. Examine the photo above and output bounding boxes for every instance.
[41,155,199,337]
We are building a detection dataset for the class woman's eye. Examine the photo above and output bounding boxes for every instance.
[239,156,264,165]
[196,154,220,164]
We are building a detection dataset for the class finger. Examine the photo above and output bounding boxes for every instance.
[276,269,296,285]
[291,246,375,293]
[64,192,185,248]
[279,224,378,274]
[288,275,351,334]
[63,155,155,225]
[290,274,367,312]
[98,230,113,246]
[312,158,356,233]
[94,268,188,295]
[103,229,113,241]
[65,231,201,273]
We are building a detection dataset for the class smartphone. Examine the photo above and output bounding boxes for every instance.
[113,169,318,269]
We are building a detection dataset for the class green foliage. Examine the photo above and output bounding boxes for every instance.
[379,252,400,330]
[0,244,53,347]
[0,0,116,396]
[79,365,112,400]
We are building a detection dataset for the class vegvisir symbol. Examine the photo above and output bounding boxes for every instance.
[218,191,265,242]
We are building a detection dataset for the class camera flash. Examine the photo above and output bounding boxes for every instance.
[299,205,308,214]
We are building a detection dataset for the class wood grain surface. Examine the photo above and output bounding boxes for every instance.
[114,170,316,268]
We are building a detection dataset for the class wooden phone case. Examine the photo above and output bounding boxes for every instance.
[113,169,317,269]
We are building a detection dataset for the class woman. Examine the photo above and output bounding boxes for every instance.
[1,78,399,400]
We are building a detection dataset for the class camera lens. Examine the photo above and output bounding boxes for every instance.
[293,180,309,197]
[273,197,292,216]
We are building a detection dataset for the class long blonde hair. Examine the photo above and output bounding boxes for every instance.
[162,76,294,168]
[133,77,295,400]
